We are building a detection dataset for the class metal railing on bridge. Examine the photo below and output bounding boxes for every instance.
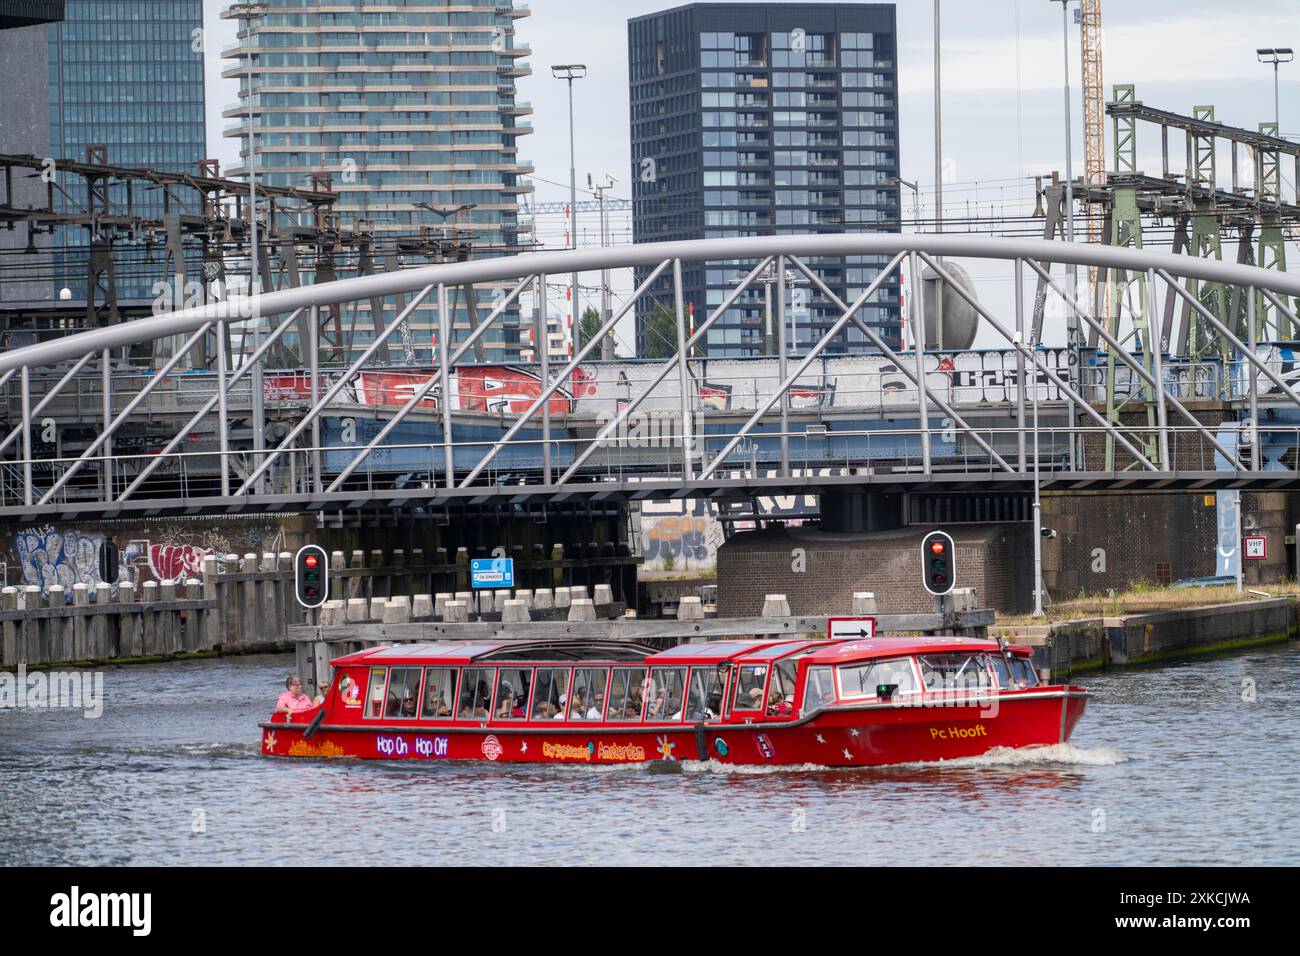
[1,234,1300,519]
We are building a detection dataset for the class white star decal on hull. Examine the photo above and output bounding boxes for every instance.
[815,734,826,744]
[849,728,860,737]
[842,749,853,760]
[521,741,528,753]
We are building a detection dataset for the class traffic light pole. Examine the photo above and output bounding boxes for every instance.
[1032,373,1044,618]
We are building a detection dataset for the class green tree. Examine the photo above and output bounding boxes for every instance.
[577,306,602,351]
[641,300,680,359]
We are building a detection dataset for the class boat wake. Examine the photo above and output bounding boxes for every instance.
[676,744,1128,775]
[902,743,1130,770]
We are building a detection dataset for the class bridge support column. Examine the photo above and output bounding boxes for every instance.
[819,491,905,534]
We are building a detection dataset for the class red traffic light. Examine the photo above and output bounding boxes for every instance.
[930,540,946,555]
[304,554,319,569]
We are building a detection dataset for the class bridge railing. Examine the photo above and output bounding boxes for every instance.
[0,422,1292,512]
[2,234,1300,516]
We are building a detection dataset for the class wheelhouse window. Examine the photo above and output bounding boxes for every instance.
[919,654,994,693]
[495,668,531,720]
[768,659,799,716]
[992,654,1039,688]
[386,667,423,718]
[530,668,569,720]
[421,668,457,718]
[645,667,687,721]
[731,664,768,713]
[365,667,388,719]
[801,665,836,716]
[1013,657,1039,686]
[686,665,727,720]
[837,658,919,700]
[568,667,608,720]
[606,667,647,721]
[457,667,494,720]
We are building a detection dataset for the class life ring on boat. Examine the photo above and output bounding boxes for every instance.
[303,708,326,740]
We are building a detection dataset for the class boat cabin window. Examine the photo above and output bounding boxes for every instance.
[837,658,918,700]
[991,654,1039,688]
[731,664,768,713]
[365,668,388,719]
[568,667,608,720]
[686,665,726,721]
[767,660,798,716]
[386,667,423,718]
[495,668,531,720]
[919,654,994,693]
[1013,657,1038,686]
[606,667,648,721]
[421,668,456,719]
[530,668,569,720]
[801,666,836,716]
[646,667,687,722]
[458,667,494,720]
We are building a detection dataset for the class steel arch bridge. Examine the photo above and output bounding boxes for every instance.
[2,233,1300,523]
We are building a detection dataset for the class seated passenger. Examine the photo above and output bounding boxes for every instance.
[568,689,586,717]
[645,689,667,719]
[275,675,316,716]
[592,693,605,719]
[767,690,792,717]
[400,691,418,717]
[425,688,450,717]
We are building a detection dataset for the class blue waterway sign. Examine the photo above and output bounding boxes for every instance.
[471,558,515,589]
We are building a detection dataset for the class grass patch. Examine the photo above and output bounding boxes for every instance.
[1000,583,1299,626]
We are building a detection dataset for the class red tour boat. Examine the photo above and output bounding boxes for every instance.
[262,635,1088,767]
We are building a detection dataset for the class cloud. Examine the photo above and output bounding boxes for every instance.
[899,10,1299,95]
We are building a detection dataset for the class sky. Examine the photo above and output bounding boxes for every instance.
[201,0,1300,349]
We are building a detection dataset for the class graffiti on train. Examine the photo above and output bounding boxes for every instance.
[272,349,1071,415]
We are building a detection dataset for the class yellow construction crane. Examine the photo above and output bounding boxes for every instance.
[1079,0,1105,299]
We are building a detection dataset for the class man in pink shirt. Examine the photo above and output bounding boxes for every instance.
[275,675,317,716]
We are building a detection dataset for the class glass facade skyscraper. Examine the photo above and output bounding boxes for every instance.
[47,0,207,300]
[222,0,535,362]
[629,3,901,357]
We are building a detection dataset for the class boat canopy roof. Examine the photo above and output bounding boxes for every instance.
[331,636,1030,669]
[802,636,1033,664]
[331,640,658,668]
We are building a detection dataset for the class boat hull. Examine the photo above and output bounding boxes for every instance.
[261,689,1087,767]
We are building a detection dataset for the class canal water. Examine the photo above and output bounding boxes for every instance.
[1,644,1296,866]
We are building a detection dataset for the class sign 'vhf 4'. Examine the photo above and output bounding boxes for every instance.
[921,531,956,596]
[295,545,329,609]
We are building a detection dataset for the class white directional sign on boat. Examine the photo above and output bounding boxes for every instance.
[827,617,877,640]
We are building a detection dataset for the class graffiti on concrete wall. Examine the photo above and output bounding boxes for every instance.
[8,520,296,597]
[14,526,107,595]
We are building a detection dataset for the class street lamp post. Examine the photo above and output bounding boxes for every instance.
[1257,48,1294,132]
[1014,335,1045,617]
[551,65,587,354]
